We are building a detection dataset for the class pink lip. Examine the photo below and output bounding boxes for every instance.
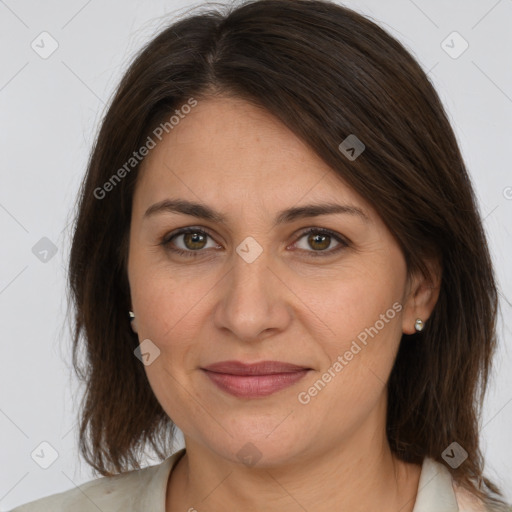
[201,360,311,398]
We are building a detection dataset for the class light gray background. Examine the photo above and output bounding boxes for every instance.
[1,0,511,509]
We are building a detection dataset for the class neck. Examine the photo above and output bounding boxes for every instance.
[166,421,421,512]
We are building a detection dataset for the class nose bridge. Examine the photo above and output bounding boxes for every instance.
[230,237,272,304]
[214,235,289,340]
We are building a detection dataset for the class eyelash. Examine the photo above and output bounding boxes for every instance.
[160,226,349,259]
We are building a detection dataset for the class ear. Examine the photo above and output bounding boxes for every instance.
[401,256,442,335]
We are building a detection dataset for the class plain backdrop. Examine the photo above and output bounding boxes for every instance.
[1,0,511,509]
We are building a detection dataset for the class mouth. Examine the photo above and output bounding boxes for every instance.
[200,360,312,398]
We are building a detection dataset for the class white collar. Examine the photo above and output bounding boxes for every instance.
[412,457,460,511]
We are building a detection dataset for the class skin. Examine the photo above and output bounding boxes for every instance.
[127,95,441,512]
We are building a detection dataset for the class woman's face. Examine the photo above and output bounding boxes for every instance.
[127,96,429,466]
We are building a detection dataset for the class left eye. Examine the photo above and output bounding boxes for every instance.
[292,228,348,257]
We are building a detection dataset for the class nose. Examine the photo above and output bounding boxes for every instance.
[213,242,292,342]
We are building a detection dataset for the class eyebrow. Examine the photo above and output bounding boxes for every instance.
[143,198,370,227]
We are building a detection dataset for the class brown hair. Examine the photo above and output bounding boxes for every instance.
[67,0,507,508]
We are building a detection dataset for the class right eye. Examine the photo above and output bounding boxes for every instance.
[161,227,220,257]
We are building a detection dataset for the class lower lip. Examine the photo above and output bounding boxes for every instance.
[202,369,310,398]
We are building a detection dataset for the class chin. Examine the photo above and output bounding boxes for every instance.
[205,425,310,469]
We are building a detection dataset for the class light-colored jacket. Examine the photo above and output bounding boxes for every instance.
[8,450,508,511]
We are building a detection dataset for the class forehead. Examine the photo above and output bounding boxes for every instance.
[134,96,375,218]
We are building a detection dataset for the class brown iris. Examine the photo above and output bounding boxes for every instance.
[183,232,207,250]
[307,232,331,251]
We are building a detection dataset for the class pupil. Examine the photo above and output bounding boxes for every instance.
[185,232,205,250]
[310,233,329,250]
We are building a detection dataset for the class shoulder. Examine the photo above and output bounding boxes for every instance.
[8,465,161,512]
[416,457,510,512]
[453,483,488,512]
[8,450,185,512]
[453,483,512,512]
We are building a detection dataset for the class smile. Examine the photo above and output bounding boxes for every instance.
[200,360,312,398]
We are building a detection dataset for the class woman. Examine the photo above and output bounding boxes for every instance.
[10,0,510,510]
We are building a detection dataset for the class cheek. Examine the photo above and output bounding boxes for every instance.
[129,247,210,340]
[299,264,403,349]
[294,258,406,408]
[294,275,403,433]
[129,268,208,427]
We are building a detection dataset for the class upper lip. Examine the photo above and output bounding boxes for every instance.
[202,360,311,376]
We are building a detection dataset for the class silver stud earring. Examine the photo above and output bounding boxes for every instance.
[129,311,137,333]
[414,318,424,332]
